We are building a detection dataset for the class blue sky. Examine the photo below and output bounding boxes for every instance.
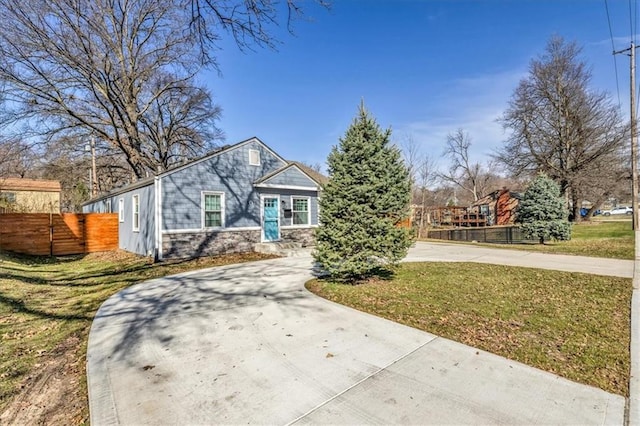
[204,0,638,172]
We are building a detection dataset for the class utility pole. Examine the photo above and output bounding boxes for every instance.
[85,135,98,198]
[615,42,640,230]
[91,135,97,197]
[615,41,640,426]
[631,43,639,232]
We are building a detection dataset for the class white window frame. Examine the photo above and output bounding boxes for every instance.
[118,198,125,222]
[201,191,225,229]
[291,196,311,226]
[249,149,260,166]
[132,194,140,232]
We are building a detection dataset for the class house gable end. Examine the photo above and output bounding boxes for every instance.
[255,165,319,190]
[160,138,287,232]
[158,137,287,180]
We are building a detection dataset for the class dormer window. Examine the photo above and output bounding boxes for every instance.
[249,149,260,166]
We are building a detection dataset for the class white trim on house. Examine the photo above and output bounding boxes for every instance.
[254,183,318,191]
[132,194,140,232]
[118,198,124,222]
[162,226,261,235]
[201,191,225,229]
[253,163,324,187]
[290,195,311,226]
[260,194,281,243]
[154,177,163,261]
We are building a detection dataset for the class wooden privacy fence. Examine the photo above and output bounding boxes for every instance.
[0,213,118,256]
[426,225,527,244]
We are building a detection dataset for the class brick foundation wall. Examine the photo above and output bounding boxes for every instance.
[280,227,315,246]
[162,229,261,259]
[162,227,316,259]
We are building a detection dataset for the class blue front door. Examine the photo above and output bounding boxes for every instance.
[263,197,279,242]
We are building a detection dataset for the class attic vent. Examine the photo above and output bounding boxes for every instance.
[249,149,260,166]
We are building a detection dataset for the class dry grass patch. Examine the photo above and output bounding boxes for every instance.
[0,250,277,424]
[307,262,631,396]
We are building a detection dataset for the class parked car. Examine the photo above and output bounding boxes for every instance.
[602,206,633,216]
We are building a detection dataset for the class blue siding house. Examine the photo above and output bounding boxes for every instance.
[82,138,325,259]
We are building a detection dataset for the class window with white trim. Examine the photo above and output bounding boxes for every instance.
[118,198,124,222]
[249,149,260,166]
[292,197,310,225]
[132,194,140,232]
[203,192,224,228]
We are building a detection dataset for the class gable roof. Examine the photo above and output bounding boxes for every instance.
[287,162,329,186]
[156,136,286,180]
[82,137,295,205]
[254,162,328,188]
[0,178,61,192]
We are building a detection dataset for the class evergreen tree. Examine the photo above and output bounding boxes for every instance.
[314,103,413,281]
[518,174,571,244]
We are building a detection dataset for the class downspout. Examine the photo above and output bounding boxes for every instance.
[154,176,163,261]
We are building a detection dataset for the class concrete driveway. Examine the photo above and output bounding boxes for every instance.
[87,242,629,425]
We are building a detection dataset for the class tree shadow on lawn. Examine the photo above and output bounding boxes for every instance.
[0,257,196,287]
[317,266,396,285]
[0,293,91,321]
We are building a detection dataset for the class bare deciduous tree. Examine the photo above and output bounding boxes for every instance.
[0,138,37,178]
[190,0,330,63]
[440,128,494,202]
[0,0,326,179]
[497,36,627,220]
[415,153,437,237]
[400,134,438,236]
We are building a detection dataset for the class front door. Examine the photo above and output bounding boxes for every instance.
[262,196,280,242]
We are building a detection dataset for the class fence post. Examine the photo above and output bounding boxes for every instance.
[82,213,87,254]
[49,211,53,256]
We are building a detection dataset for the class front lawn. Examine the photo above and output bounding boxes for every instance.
[307,262,631,396]
[0,250,276,424]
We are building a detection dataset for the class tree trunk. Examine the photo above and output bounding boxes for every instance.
[418,188,426,239]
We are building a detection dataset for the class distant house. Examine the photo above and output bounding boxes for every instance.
[470,188,521,226]
[0,178,61,213]
[82,137,326,260]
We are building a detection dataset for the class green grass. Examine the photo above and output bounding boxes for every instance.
[307,262,631,396]
[0,250,276,421]
[430,220,635,260]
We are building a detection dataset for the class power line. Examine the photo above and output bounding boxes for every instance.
[606,0,623,107]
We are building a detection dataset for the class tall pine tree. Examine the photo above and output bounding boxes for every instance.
[314,103,412,281]
[518,174,571,244]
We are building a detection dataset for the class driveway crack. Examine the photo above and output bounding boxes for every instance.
[285,337,439,425]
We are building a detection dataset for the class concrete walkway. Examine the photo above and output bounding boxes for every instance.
[87,243,630,425]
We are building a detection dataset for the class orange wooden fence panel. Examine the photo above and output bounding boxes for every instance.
[0,213,118,256]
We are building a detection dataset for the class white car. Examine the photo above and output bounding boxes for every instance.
[602,206,633,216]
